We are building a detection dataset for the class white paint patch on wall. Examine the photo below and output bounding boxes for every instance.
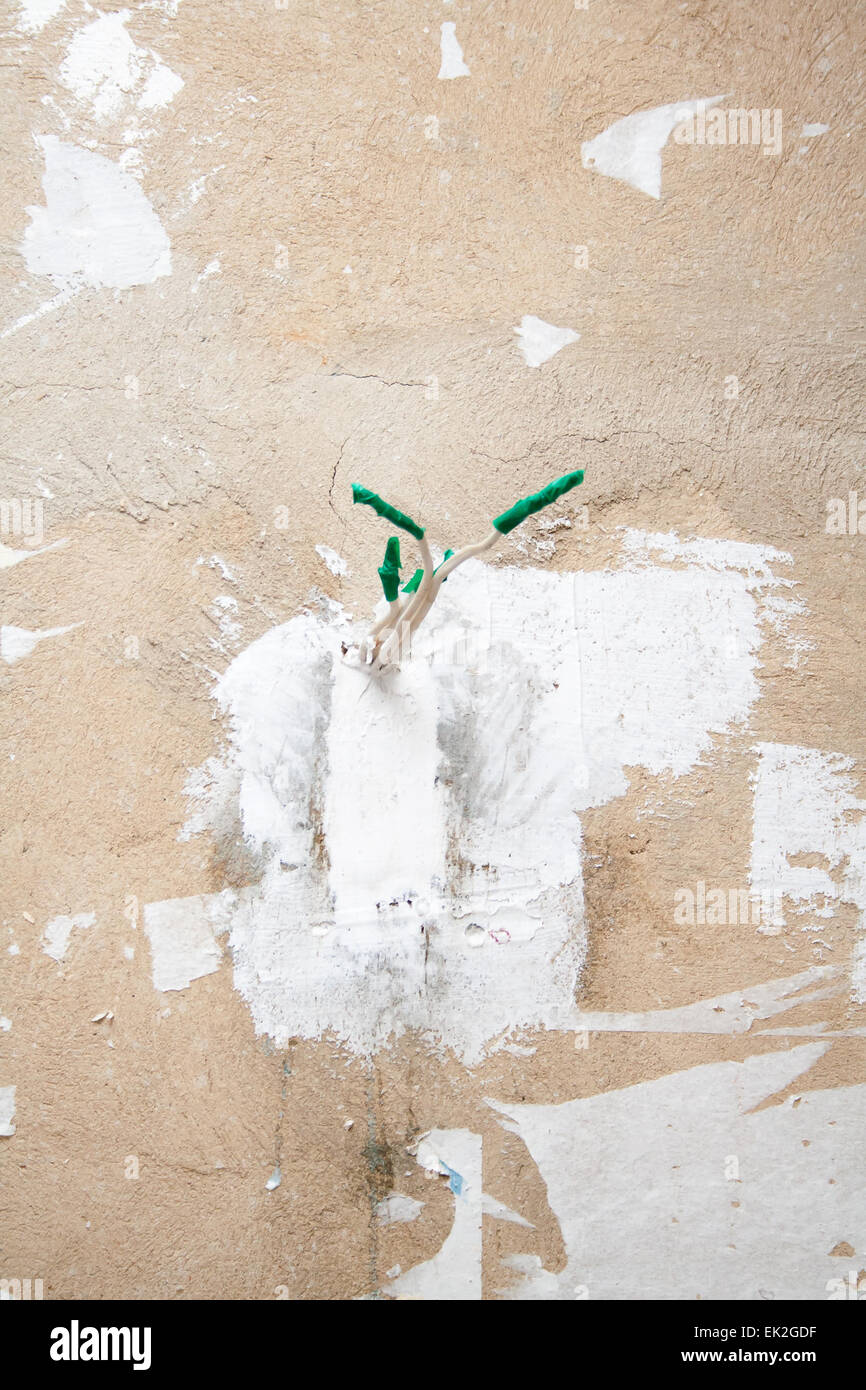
[620,528,791,578]
[0,1086,16,1138]
[1,622,83,665]
[143,891,235,992]
[750,743,866,997]
[620,527,808,661]
[182,533,800,1061]
[315,544,348,577]
[514,315,579,368]
[17,0,65,32]
[387,1130,482,1299]
[801,123,830,137]
[207,600,585,1061]
[60,10,184,122]
[326,653,446,911]
[582,96,725,198]
[438,22,470,79]
[492,1044,865,1299]
[42,912,96,962]
[23,137,171,291]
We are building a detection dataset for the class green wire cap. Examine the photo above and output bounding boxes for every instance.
[378,536,402,601]
[492,469,585,535]
[352,483,424,540]
[401,550,454,594]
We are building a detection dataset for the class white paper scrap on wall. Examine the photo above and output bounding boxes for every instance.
[143,891,237,992]
[514,316,579,368]
[438,22,470,80]
[581,96,725,198]
[0,1086,16,1138]
[23,138,171,291]
[750,742,866,997]
[491,1044,865,1299]
[42,912,96,962]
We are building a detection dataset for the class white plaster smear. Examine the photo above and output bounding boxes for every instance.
[514,315,579,368]
[143,891,234,992]
[438,22,469,80]
[22,137,171,292]
[750,743,866,998]
[17,0,65,32]
[801,123,829,138]
[0,1086,15,1138]
[175,534,804,1062]
[315,544,348,577]
[60,11,183,122]
[42,912,96,962]
[582,96,725,198]
[1,622,83,666]
[492,1044,864,1299]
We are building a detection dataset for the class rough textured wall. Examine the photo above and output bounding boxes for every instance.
[1,0,864,1300]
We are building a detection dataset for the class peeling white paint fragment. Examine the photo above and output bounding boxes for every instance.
[387,1131,482,1299]
[17,0,65,32]
[376,1193,424,1226]
[0,1017,11,1032]
[438,22,470,79]
[0,1086,16,1138]
[183,533,804,1061]
[750,743,866,997]
[514,315,579,368]
[1,622,83,666]
[0,538,68,568]
[315,544,348,577]
[492,1044,866,1299]
[60,11,184,123]
[265,1166,281,1191]
[801,123,829,137]
[42,912,96,962]
[23,137,171,292]
[143,891,236,992]
[582,96,725,198]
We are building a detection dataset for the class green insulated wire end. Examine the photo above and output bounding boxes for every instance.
[492,469,585,535]
[378,536,402,601]
[401,549,454,594]
[352,484,425,540]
